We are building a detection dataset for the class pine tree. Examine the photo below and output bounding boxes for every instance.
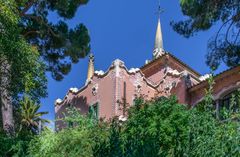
[172,0,240,69]
[17,0,91,80]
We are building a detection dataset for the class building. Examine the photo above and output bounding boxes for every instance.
[55,14,240,129]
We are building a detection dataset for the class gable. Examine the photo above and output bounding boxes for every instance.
[140,53,200,84]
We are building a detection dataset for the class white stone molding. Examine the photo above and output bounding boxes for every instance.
[153,48,165,58]
[55,98,63,105]
[145,60,150,65]
[199,74,211,81]
[129,68,140,74]
[112,59,124,77]
[69,87,79,93]
[119,115,127,122]
[95,70,105,76]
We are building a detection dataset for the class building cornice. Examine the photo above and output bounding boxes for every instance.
[189,66,240,92]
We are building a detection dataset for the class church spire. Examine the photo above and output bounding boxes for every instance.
[86,53,95,84]
[153,1,165,59]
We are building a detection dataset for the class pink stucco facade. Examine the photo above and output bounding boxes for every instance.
[55,53,240,129]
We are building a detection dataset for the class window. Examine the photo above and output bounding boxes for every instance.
[68,121,73,128]
[219,90,240,113]
[89,102,99,119]
[67,104,74,128]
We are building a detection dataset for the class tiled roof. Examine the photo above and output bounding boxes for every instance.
[189,66,240,91]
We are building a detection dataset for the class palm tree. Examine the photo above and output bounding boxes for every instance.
[19,96,49,133]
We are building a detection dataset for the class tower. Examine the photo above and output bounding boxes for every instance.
[86,53,95,84]
[153,1,165,59]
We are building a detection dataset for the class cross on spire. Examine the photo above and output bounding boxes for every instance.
[156,0,164,18]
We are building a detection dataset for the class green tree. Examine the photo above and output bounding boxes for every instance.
[17,0,91,80]
[28,107,109,157]
[1,0,90,134]
[0,130,34,157]
[172,0,240,69]
[0,96,49,157]
[19,96,49,134]
[0,0,47,134]
[121,96,190,157]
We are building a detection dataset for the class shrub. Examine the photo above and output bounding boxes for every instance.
[27,97,240,157]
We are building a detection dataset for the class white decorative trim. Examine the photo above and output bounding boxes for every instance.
[95,70,105,76]
[69,87,79,93]
[153,48,165,58]
[167,69,181,76]
[112,59,124,77]
[129,68,140,74]
[119,115,127,122]
[145,60,150,65]
[199,74,211,81]
[165,67,181,76]
[85,79,92,86]
[55,98,63,105]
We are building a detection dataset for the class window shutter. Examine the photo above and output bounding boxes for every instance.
[88,103,99,119]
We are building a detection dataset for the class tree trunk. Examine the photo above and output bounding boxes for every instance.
[0,56,14,135]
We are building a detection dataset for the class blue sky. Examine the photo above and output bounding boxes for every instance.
[40,0,226,122]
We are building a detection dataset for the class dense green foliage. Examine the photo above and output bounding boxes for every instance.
[119,97,189,157]
[0,131,33,157]
[0,0,47,102]
[172,0,240,69]
[28,96,240,157]
[1,0,48,134]
[29,107,109,157]
[0,97,49,157]
[0,0,49,145]
[1,1,240,156]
